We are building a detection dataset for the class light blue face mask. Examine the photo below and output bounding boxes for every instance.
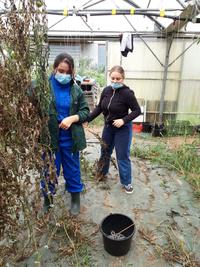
[55,73,72,85]
[111,82,123,90]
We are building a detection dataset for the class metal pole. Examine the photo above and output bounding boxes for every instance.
[159,35,173,124]
[175,41,185,121]
[1,9,200,23]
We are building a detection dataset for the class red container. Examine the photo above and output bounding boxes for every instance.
[132,123,143,133]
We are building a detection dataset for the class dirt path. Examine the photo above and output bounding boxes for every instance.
[12,130,200,267]
[79,137,200,267]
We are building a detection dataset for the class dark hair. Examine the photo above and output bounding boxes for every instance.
[109,65,125,79]
[53,53,75,73]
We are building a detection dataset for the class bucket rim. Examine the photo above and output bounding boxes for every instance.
[100,213,136,241]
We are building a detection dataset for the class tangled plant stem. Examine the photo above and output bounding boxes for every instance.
[0,0,53,264]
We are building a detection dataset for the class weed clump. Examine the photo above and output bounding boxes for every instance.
[132,140,200,197]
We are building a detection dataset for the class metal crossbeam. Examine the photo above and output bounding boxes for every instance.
[164,4,200,34]
[122,0,165,31]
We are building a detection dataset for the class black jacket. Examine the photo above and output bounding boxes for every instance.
[87,85,141,124]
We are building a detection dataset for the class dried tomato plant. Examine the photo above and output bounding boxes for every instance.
[0,0,50,241]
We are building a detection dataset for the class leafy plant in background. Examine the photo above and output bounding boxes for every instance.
[76,57,106,87]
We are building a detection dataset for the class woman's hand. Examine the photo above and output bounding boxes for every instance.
[83,122,89,128]
[112,119,124,128]
[59,115,79,130]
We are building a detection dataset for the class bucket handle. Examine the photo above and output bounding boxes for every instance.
[116,223,135,235]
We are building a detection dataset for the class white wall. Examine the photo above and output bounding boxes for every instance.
[81,41,106,66]
[81,42,99,66]
[107,38,200,123]
[49,44,81,64]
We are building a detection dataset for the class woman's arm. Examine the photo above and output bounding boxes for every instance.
[122,90,141,124]
[76,92,90,123]
[86,88,106,122]
[60,87,89,129]
[59,115,79,129]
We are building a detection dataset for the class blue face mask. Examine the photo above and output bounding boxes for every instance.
[111,82,123,90]
[55,73,72,85]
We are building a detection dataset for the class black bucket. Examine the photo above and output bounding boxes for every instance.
[142,122,152,133]
[100,213,136,256]
[152,123,165,137]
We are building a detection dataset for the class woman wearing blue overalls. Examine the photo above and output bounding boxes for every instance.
[41,53,89,215]
[86,66,141,193]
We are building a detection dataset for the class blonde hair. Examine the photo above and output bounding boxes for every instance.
[109,65,125,79]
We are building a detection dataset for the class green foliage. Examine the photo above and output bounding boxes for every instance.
[75,244,93,267]
[165,120,193,136]
[76,57,106,87]
[77,58,92,75]
[131,143,167,160]
[132,140,200,198]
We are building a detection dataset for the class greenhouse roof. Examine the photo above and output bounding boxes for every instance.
[0,0,199,39]
[45,0,200,38]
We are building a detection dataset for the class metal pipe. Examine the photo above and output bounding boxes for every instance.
[159,35,174,124]
[175,41,185,121]
[1,9,200,23]
[47,30,200,37]
[46,8,184,12]
[168,38,198,67]
[45,10,187,18]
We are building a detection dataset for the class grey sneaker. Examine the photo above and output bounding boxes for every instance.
[123,184,134,194]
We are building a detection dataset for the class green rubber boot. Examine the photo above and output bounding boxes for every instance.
[70,192,80,216]
[43,195,53,213]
